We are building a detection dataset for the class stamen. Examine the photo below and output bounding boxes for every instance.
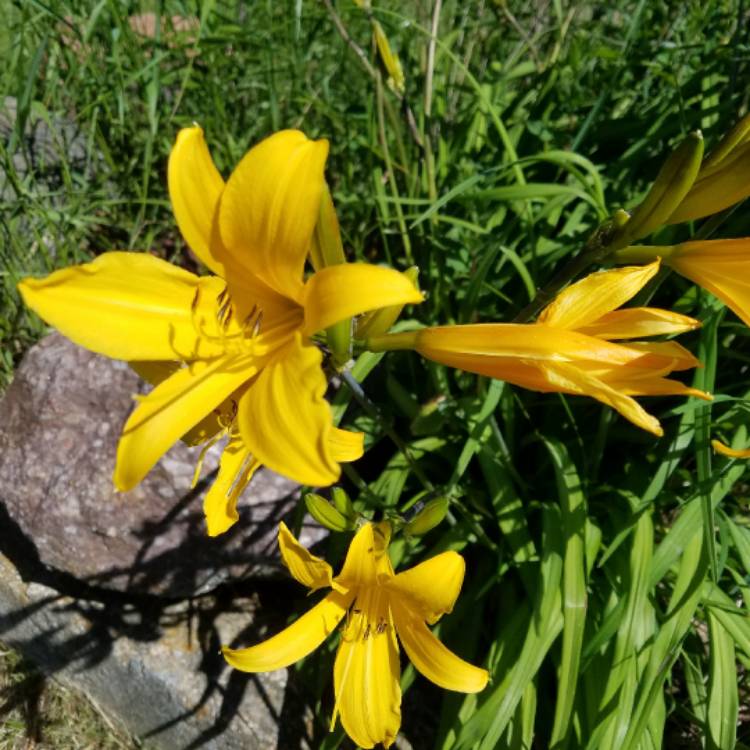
[242,304,258,328]
[251,311,263,338]
[222,305,234,330]
[227,451,256,497]
[190,430,225,488]
[217,400,238,430]
[217,298,231,324]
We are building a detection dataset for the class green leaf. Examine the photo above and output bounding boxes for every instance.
[706,608,739,750]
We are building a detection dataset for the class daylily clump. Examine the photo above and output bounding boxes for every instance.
[367,261,710,436]
[223,521,488,748]
[19,127,423,535]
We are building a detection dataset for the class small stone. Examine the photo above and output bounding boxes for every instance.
[0,333,324,598]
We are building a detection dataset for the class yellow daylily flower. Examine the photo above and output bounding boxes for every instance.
[223,521,488,749]
[368,261,710,436]
[18,127,423,536]
[665,239,750,328]
[615,239,750,328]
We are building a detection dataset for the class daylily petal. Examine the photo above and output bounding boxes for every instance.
[302,264,424,336]
[413,324,643,369]
[278,521,345,593]
[667,241,750,328]
[168,126,225,275]
[223,590,353,672]
[214,233,304,328]
[391,598,488,693]
[537,261,660,330]
[576,307,701,340]
[329,427,364,463]
[621,341,701,372]
[18,252,228,361]
[115,354,257,491]
[386,552,465,625]
[602,374,710,400]
[540,361,663,435]
[129,360,238,445]
[181,399,239,446]
[712,439,750,459]
[203,433,260,537]
[219,130,328,301]
[334,595,401,749]
[336,522,394,589]
[129,360,181,384]
[237,335,338,486]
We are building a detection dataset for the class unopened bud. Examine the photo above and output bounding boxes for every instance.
[331,486,356,521]
[356,266,420,339]
[621,131,704,243]
[702,114,750,172]
[373,20,405,95]
[404,496,449,536]
[305,493,352,532]
[668,138,750,224]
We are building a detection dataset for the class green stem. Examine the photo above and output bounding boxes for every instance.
[376,74,414,264]
[366,330,418,352]
[612,244,678,264]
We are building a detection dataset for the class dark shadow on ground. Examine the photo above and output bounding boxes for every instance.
[0,480,329,750]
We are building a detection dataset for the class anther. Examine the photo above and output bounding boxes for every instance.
[242,304,258,328]
[217,299,231,324]
[222,306,234,330]
[251,311,263,338]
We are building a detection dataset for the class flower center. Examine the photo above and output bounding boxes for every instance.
[344,585,392,642]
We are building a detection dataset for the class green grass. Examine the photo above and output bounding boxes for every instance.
[2,0,750,748]
[0,643,138,749]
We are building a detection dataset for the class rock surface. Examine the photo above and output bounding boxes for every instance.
[0,333,322,598]
[0,547,318,749]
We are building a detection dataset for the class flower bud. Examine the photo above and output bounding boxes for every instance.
[668,140,750,224]
[404,496,449,536]
[701,113,750,171]
[332,486,356,521]
[305,493,352,532]
[373,20,405,95]
[620,131,704,243]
